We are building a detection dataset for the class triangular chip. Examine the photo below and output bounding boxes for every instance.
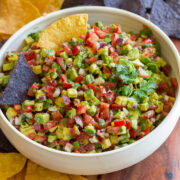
[0,53,40,105]
[37,14,88,50]
[0,0,40,35]
[46,0,64,13]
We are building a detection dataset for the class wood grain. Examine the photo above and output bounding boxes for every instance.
[98,39,180,180]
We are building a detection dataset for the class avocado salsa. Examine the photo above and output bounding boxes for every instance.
[0,22,178,153]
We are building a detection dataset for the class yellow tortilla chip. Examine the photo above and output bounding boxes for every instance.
[0,0,40,35]
[8,165,27,180]
[25,160,69,180]
[68,175,88,180]
[0,33,11,40]
[46,0,64,13]
[26,0,51,14]
[0,153,27,180]
[38,14,88,50]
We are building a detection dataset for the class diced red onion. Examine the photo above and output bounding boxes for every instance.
[62,42,68,48]
[39,95,46,101]
[123,108,129,116]
[62,96,71,105]
[34,124,40,131]
[100,42,106,48]
[116,37,123,45]
[115,48,120,55]
[75,116,83,127]
[138,46,143,51]
[133,103,137,109]
[14,117,20,125]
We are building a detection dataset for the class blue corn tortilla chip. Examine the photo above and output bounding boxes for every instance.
[141,0,154,9]
[150,0,180,36]
[0,53,40,105]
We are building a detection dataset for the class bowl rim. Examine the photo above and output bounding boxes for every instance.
[0,6,180,157]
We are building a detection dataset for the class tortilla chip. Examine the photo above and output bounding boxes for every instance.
[0,53,40,105]
[8,165,27,180]
[68,175,88,180]
[37,14,88,50]
[0,0,40,35]
[0,33,11,41]
[25,160,69,180]
[46,0,64,13]
[26,0,51,14]
[0,153,26,180]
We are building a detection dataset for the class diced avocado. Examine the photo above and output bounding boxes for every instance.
[154,57,167,67]
[66,108,76,118]
[129,110,140,121]
[147,63,159,73]
[74,125,80,135]
[149,92,159,103]
[95,21,104,29]
[155,101,164,113]
[2,75,9,86]
[119,126,127,135]
[140,103,149,111]
[83,139,89,146]
[35,90,45,100]
[84,89,100,105]
[51,62,62,73]
[50,71,58,79]
[151,73,162,84]
[86,47,94,58]
[120,44,132,54]
[84,124,96,136]
[22,45,30,52]
[8,52,19,62]
[128,47,140,60]
[94,77,105,85]
[56,127,73,141]
[115,96,129,106]
[85,74,94,84]
[55,97,65,107]
[22,100,35,109]
[35,113,50,124]
[101,138,111,149]
[73,54,83,68]
[6,107,17,120]
[20,125,35,136]
[61,90,67,96]
[49,125,58,133]
[67,88,77,98]
[89,63,99,74]
[131,119,138,130]
[34,102,44,112]
[132,59,144,67]
[88,105,97,116]
[60,52,68,60]
[41,48,55,57]
[3,62,14,71]
[98,118,105,128]
[98,46,108,56]
[134,77,143,85]
[48,135,57,143]
[33,65,42,74]
[0,73,4,84]
[140,56,151,64]
[65,58,73,64]
[43,99,53,109]
[24,36,34,45]
[110,135,119,145]
[73,141,80,150]
[127,98,137,109]
[66,67,78,81]
[114,111,126,119]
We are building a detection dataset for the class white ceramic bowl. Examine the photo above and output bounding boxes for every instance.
[0,6,180,175]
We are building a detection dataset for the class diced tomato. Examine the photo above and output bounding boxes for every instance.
[14,104,21,112]
[60,74,66,82]
[27,133,36,140]
[113,24,121,33]
[157,82,170,93]
[45,58,53,67]
[110,104,124,109]
[56,57,66,72]
[24,50,36,61]
[92,42,100,53]
[130,129,138,138]
[142,47,155,57]
[63,46,72,56]
[28,82,40,96]
[24,105,34,112]
[77,132,90,142]
[100,109,109,120]
[76,105,86,115]
[137,66,149,78]
[93,108,100,122]
[167,89,176,97]
[63,82,73,89]
[109,47,115,53]
[85,143,95,151]
[42,65,49,73]
[100,102,109,110]
[83,114,95,125]
[73,75,84,83]
[107,127,120,134]
[37,135,47,143]
[105,91,117,103]
[104,82,117,89]
[79,34,86,40]
[56,49,64,56]
[170,78,178,89]
[70,128,77,136]
[148,104,157,110]
[85,56,97,64]
[67,118,75,128]
[51,111,63,120]
[142,38,152,45]
[103,66,111,76]
[142,110,155,119]
[111,33,119,47]
[44,120,57,130]
[142,127,151,136]
[72,44,81,56]
[46,86,55,99]
[130,34,138,41]
[93,26,106,39]
[86,32,99,46]
[126,121,131,130]
[74,149,81,153]
[114,120,125,127]
[99,85,106,96]
[161,64,171,75]
[87,84,98,93]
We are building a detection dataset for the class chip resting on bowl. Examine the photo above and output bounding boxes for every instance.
[37,14,88,50]
[0,53,40,105]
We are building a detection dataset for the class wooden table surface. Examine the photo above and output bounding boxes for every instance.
[88,38,180,180]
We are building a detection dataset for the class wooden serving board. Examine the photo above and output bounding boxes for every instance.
[87,39,180,180]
